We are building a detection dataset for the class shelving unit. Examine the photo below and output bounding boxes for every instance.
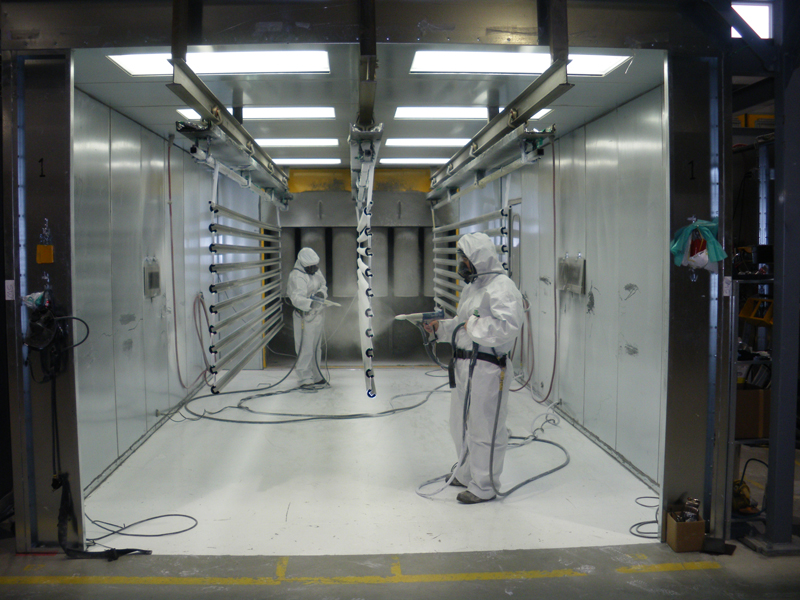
[724,277,773,537]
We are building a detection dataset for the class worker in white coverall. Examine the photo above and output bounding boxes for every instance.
[424,232,524,504]
[287,248,328,387]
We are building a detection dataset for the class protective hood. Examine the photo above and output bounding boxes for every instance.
[296,247,320,268]
[457,232,504,280]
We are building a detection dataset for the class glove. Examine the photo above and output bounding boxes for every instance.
[311,292,325,305]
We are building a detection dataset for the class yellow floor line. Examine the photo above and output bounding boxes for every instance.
[0,569,587,587]
[0,560,726,587]
[617,561,721,574]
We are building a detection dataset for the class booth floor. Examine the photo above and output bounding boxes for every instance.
[84,367,659,556]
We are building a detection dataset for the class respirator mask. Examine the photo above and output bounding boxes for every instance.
[304,264,319,276]
[456,250,478,283]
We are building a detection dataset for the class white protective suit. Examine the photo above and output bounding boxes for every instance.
[286,248,328,385]
[435,233,524,500]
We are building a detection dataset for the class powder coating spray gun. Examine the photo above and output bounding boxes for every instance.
[395,309,447,368]
[310,296,342,308]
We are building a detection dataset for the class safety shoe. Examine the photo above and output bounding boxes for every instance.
[457,491,495,504]
[449,476,467,488]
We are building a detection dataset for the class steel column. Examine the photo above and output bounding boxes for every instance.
[764,2,800,545]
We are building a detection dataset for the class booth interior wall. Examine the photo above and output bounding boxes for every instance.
[272,188,435,363]
[556,131,588,425]
[73,90,214,487]
[517,86,668,484]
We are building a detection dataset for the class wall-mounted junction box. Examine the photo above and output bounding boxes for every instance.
[143,257,161,298]
[558,256,586,295]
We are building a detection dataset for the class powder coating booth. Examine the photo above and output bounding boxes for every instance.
[2,0,798,555]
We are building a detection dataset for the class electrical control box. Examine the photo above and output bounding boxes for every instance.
[143,257,161,299]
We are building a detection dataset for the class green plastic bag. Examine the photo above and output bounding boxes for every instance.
[670,219,727,269]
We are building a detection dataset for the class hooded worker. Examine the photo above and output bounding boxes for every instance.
[286,247,328,387]
[425,232,524,503]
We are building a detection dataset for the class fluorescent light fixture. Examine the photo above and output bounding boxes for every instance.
[108,50,330,76]
[244,107,335,119]
[732,3,771,39]
[532,108,552,120]
[395,107,488,120]
[177,108,203,120]
[380,158,450,165]
[411,51,550,75]
[273,158,342,166]
[177,107,335,120]
[410,50,631,77]
[567,54,630,76]
[255,138,339,147]
[385,138,471,147]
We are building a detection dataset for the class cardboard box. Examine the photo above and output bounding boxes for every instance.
[735,387,771,440]
[666,513,705,553]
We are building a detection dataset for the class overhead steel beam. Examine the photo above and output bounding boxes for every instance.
[167,58,289,190]
[171,0,203,62]
[357,0,378,127]
[430,59,571,189]
[537,0,568,63]
[732,76,775,113]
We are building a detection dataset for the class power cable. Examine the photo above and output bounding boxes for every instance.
[85,513,198,544]
[629,496,660,539]
[181,381,448,425]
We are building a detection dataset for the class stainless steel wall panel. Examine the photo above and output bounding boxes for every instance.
[555,131,588,424]
[371,227,389,297]
[180,156,213,386]
[109,111,147,455]
[582,112,621,448]
[140,131,170,430]
[279,192,354,228]
[370,192,431,227]
[280,228,296,294]
[280,191,431,228]
[72,91,117,486]
[422,228,434,297]
[165,148,188,405]
[613,88,668,482]
[519,165,543,386]
[332,228,357,297]
[534,151,558,403]
[393,228,421,297]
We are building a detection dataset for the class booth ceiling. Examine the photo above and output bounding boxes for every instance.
[74,44,665,167]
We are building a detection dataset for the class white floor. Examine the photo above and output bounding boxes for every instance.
[84,367,659,556]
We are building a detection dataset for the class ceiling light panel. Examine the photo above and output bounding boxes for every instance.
[177,107,335,120]
[411,51,551,75]
[385,138,471,147]
[244,107,335,119]
[410,51,631,77]
[395,107,488,120]
[108,50,330,76]
[256,138,339,147]
[532,109,552,120]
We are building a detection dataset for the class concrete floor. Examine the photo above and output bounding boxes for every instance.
[1,535,800,599]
